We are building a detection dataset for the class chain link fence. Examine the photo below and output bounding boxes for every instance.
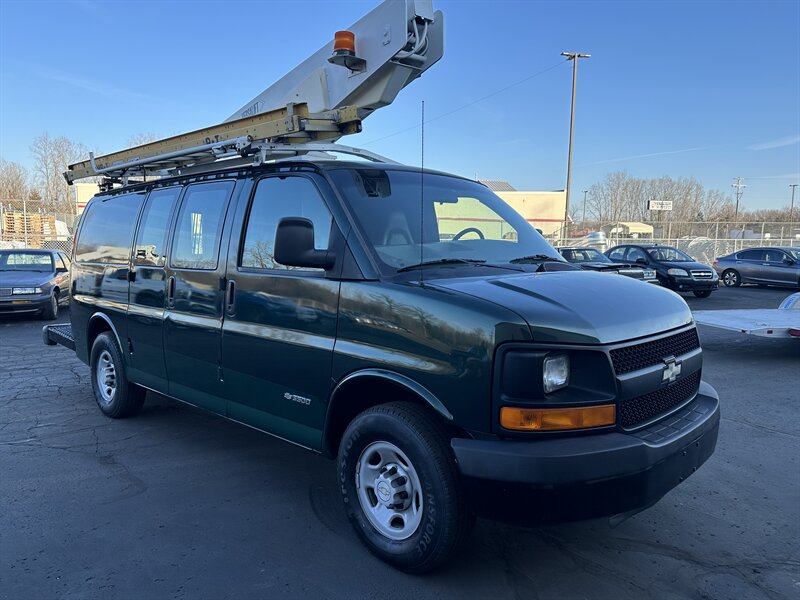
[0,199,76,253]
[2,199,798,268]
[563,221,800,265]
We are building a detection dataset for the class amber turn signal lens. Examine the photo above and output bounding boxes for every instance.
[333,30,356,54]
[500,405,616,431]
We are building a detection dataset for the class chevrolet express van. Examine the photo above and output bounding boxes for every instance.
[45,161,720,572]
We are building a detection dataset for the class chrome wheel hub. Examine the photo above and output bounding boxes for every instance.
[356,441,423,541]
[96,350,117,404]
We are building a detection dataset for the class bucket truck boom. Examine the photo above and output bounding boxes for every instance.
[64,0,443,185]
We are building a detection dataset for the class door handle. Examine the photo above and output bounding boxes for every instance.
[167,275,176,306]
[226,279,236,313]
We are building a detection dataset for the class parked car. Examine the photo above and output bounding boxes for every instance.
[606,243,718,297]
[44,163,720,572]
[556,246,658,283]
[0,249,71,319]
[712,246,800,288]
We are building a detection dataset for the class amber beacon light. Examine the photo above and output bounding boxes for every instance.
[333,30,356,55]
[500,405,616,431]
[329,30,365,72]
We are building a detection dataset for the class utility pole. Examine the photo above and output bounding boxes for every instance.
[790,184,797,230]
[732,177,746,223]
[561,51,591,243]
[582,189,589,225]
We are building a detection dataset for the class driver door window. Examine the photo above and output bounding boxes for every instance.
[627,248,647,263]
[240,176,332,271]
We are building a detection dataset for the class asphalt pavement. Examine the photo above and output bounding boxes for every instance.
[1,285,798,600]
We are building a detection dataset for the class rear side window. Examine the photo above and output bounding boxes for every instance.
[76,193,146,263]
[737,249,764,261]
[240,176,332,271]
[171,181,234,270]
[134,187,182,267]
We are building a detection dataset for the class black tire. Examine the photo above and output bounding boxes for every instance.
[40,293,58,320]
[693,290,713,298]
[337,402,473,573]
[722,269,741,287]
[90,332,145,418]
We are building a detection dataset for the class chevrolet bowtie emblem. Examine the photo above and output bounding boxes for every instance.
[662,356,682,384]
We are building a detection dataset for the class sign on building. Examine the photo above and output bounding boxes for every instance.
[648,200,673,211]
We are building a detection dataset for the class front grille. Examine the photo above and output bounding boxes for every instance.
[620,371,701,428]
[0,287,11,297]
[610,328,700,375]
[691,270,713,279]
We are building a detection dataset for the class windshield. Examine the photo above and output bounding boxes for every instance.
[647,247,693,262]
[328,169,561,273]
[0,251,54,272]
[560,248,610,263]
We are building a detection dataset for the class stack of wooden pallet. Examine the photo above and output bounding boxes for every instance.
[1,212,57,248]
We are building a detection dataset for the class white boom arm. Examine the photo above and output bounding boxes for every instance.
[64,0,443,185]
[228,0,443,121]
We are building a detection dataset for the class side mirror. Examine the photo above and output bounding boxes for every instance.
[784,257,796,265]
[635,257,648,265]
[56,267,68,273]
[274,217,335,270]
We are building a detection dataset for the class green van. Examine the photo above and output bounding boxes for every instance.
[45,161,719,572]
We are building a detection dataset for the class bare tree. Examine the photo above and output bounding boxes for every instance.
[30,133,89,215]
[586,172,735,226]
[0,158,30,201]
[127,132,161,148]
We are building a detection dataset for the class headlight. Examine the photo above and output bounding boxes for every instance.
[667,268,688,277]
[543,354,569,393]
[12,287,42,295]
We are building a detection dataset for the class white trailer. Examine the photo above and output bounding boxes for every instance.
[692,293,800,338]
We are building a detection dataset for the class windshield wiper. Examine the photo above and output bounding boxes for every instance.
[396,258,487,273]
[508,254,562,264]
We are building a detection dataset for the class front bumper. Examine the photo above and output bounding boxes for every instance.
[666,276,718,292]
[452,381,720,524]
[0,295,50,314]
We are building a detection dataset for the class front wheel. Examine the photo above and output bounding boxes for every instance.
[337,402,472,573]
[40,293,58,320]
[90,332,145,418]
[693,290,713,298]
[722,269,741,287]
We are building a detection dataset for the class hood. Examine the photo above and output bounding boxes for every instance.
[0,271,52,287]
[427,270,692,344]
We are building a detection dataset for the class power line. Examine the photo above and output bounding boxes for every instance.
[359,60,568,147]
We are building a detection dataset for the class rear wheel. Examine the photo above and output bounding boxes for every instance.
[693,290,713,298]
[722,269,741,287]
[337,402,473,573]
[90,332,145,418]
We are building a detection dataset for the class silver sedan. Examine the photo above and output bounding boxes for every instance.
[713,246,800,288]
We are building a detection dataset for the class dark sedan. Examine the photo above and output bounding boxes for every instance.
[606,243,718,297]
[713,246,800,288]
[556,246,659,283]
[0,249,71,319]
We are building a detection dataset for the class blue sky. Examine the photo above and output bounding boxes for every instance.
[1,0,798,211]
